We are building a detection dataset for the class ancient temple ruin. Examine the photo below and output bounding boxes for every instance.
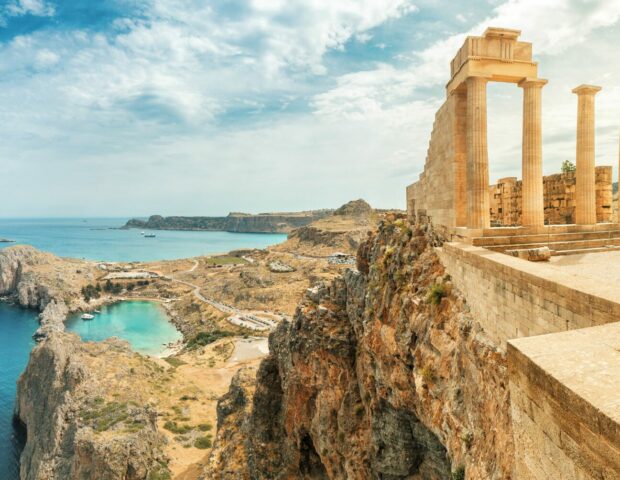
[406,27,619,255]
[406,28,620,480]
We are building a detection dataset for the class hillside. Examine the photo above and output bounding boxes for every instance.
[123,210,333,234]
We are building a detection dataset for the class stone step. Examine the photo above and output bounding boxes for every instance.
[551,245,620,256]
[473,229,620,247]
[489,236,620,253]
[472,223,620,238]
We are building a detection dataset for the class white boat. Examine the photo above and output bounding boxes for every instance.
[93,310,101,314]
[141,231,145,235]
[81,313,95,320]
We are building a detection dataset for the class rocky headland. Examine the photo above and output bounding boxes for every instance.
[123,209,333,234]
[205,216,513,479]
[16,333,170,480]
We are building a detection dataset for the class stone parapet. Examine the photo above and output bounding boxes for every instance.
[508,324,620,479]
[438,242,620,348]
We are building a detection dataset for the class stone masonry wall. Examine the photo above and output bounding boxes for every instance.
[489,166,613,226]
[407,96,463,228]
[508,325,620,479]
[438,242,620,348]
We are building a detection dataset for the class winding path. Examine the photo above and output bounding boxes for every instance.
[165,259,283,331]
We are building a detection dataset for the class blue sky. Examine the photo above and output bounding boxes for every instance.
[1,0,620,217]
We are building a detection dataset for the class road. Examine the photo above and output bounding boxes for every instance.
[165,259,283,331]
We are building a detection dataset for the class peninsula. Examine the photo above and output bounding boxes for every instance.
[123,209,334,234]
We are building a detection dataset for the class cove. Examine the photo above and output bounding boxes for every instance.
[0,303,38,480]
[65,301,182,356]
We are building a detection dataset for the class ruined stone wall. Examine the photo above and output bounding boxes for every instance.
[489,166,613,226]
[439,242,620,348]
[406,95,465,228]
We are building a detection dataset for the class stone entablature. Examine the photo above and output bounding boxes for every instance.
[448,27,537,94]
[489,166,613,226]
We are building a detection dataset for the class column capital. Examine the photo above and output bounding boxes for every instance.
[518,77,548,89]
[572,84,602,96]
[466,75,491,84]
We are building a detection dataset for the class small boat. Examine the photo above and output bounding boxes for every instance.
[144,234,156,238]
[93,310,101,314]
[81,313,95,320]
[141,231,145,235]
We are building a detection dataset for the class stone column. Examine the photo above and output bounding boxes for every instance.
[519,78,547,226]
[466,76,490,229]
[617,128,620,223]
[573,85,602,225]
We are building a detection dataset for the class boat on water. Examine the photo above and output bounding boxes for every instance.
[140,231,145,235]
[93,310,101,314]
[144,234,156,238]
[81,313,95,320]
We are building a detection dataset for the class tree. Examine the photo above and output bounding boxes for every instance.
[561,160,576,173]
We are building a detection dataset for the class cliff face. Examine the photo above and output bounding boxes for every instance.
[208,217,514,479]
[0,245,97,340]
[124,210,332,233]
[16,332,170,480]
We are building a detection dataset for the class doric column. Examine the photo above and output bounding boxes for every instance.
[573,84,602,225]
[466,76,490,229]
[452,88,468,227]
[617,128,620,223]
[519,78,547,226]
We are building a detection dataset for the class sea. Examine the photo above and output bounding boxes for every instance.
[0,217,286,479]
[0,217,287,262]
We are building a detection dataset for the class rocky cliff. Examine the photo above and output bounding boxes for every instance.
[207,216,514,479]
[16,332,170,480]
[124,210,333,233]
[0,245,98,339]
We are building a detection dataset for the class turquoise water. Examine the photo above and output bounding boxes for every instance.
[0,300,179,479]
[0,218,287,262]
[0,303,38,480]
[66,301,182,356]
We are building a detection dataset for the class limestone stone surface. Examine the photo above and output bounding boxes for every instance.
[574,85,602,225]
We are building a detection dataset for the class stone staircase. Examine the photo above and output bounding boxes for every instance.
[465,224,620,256]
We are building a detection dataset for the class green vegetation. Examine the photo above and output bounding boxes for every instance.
[197,423,212,432]
[147,465,172,480]
[163,421,192,434]
[204,255,247,266]
[81,283,101,301]
[452,465,465,480]
[80,400,132,432]
[561,159,576,174]
[164,357,186,368]
[102,279,123,295]
[186,330,234,350]
[427,283,447,305]
[420,364,436,383]
[194,436,213,449]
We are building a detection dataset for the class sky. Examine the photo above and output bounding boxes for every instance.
[1,0,620,217]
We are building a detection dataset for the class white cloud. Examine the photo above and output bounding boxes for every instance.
[5,0,55,17]
[2,0,620,216]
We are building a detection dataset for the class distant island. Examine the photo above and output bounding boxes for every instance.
[0,239,15,243]
[123,209,334,234]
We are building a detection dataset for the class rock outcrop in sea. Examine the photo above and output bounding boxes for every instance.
[206,216,513,479]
